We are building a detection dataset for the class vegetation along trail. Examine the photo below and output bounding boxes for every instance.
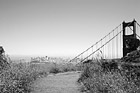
[31,71,81,93]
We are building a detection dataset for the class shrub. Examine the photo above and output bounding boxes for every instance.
[78,59,140,93]
[49,62,77,74]
[0,62,48,93]
[61,63,77,72]
[49,67,61,74]
[0,55,10,72]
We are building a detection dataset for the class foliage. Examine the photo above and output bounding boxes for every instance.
[78,59,140,93]
[0,61,48,93]
[0,53,79,93]
[49,66,61,74]
[49,63,77,74]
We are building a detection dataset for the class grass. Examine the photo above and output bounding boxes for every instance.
[0,55,78,93]
[78,59,140,93]
[49,66,61,74]
[49,62,77,74]
[0,62,49,93]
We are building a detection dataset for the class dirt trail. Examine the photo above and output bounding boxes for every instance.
[31,71,81,93]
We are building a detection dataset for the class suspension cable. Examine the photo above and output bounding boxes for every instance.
[81,21,134,62]
[116,26,118,58]
[70,21,135,63]
[69,24,121,62]
[81,30,123,62]
[112,30,114,58]
[136,21,140,27]
[120,25,122,57]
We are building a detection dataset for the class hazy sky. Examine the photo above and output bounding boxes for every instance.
[0,0,140,57]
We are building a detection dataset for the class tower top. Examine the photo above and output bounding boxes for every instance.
[122,19,138,57]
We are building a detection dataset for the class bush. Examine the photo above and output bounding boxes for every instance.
[78,59,140,93]
[0,62,48,93]
[49,63,77,74]
[61,63,77,72]
[49,67,61,74]
[0,55,10,72]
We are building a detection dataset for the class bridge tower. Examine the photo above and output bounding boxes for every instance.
[122,19,139,57]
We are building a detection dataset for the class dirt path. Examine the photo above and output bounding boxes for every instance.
[31,71,81,93]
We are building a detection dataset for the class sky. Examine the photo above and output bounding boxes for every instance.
[0,0,140,58]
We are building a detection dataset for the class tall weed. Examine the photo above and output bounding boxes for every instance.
[78,59,140,93]
[0,62,48,93]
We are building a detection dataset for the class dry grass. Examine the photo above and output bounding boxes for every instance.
[0,55,78,93]
[78,59,140,93]
[0,62,49,93]
[49,63,77,74]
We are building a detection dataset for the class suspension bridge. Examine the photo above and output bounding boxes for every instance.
[70,19,140,63]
